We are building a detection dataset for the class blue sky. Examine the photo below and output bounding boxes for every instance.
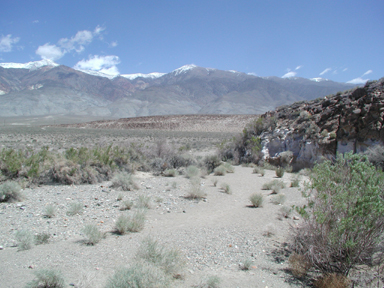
[1,0,383,84]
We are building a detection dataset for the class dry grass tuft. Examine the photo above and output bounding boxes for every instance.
[288,253,311,278]
[313,273,351,288]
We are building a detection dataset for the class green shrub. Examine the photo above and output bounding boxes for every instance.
[249,193,263,207]
[240,258,253,271]
[111,172,138,191]
[253,166,265,176]
[163,169,178,177]
[34,232,50,245]
[185,165,200,178]
[262,180,285,193]
[136,237,185,277]
[115,210,146,235]
[271,193,286,205]
[213,165,226,176]
[0,181,22,202]
[278,206,292,219]
[220,183,232,194]
[290,175,300,187]
[275,167,285,178]
[44,204,56,218]
[292,152,384,275]
[105,262,170,288]
[82,224,104,245]
[185,177,206,200]
[137,195,151,209]
[25,269,65,288]
[15,230,33,251]
[67,202,83,216]
[120,200,133,211]
[222,162,235,173]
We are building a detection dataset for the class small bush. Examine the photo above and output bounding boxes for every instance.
[136,237,185,277]
[34,232,50,245]
[262,180,285,193]
[222,162,235,173]
[249,193,263,207]
[137,195,151,209]
[263,223,276,237]
[240,258,253,271]
[278,206,291,220]
[185,165,200,178]
[163,169,178,177]
[195,275,221,288]
[275,167,285,178]
[252,166,265,176]
[26,269,65,288]
[105,262,170,288]
[212,179,218,187]
[82,224,104,245]
[115,210,146,235]
[220,183,232,194]
[117,193,124,201]
[271,193,286,205]
[185,177,206,200]
[67,202,83,216]
[44,204,56,218]
[15,230,33,251]
[111,172,138,191]
[313,273,351,288]
[0,181,22,202]
[290,175,300,187]
[288,253,311,278]
[120,200,133,211]
[213,165,226,176]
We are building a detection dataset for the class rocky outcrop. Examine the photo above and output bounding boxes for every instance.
[256,78,384,170]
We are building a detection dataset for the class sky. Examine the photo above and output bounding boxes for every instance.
[0,0,383,84]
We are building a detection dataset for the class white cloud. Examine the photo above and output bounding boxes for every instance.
[74,55,120,75]
[295,65,303,70]
[0,34,20,52]
[32,20,39,24]
[320,68,332,76]
[347,77,369,85]
[36,25,105,60]
[362,70,372,77]
[282,71,297,78]
[110,41,118,47]
[35,43,64,60]
[343,68,348,72]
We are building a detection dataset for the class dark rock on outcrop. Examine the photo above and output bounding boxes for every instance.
[255,78,384,170]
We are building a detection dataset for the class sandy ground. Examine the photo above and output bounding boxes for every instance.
[0,166,306,288]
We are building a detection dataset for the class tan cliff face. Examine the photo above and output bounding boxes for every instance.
[257,78,384,170]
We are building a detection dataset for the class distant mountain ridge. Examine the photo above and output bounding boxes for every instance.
[0,60,357,118]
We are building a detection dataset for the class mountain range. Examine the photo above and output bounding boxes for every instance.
[0,60,356,118]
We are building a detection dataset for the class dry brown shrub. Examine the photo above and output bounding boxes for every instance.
[288,253,311,278]
[313,273,351,288]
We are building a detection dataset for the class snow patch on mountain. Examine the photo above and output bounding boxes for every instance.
[310,77,329,82]
[0,59,59,70]
[77,69,120,79]
[172,64,197,76]
[121,72,166,80]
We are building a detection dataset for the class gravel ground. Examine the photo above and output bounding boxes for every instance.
[0,166,308,288]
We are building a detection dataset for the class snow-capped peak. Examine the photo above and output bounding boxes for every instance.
[172,64,197,76]
[310,77,329,82]
[77,69,120,79]
[0,59,59,70]
[121,72,166,80]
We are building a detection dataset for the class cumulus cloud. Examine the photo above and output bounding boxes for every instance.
[320,68,332,76]
[347,77,369,85]
[36,25,105,60]
[282,71,297,78]
[0,34,20,52]
[74,55,120,75]
[362,70,373,77]
[35,43,65,61]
